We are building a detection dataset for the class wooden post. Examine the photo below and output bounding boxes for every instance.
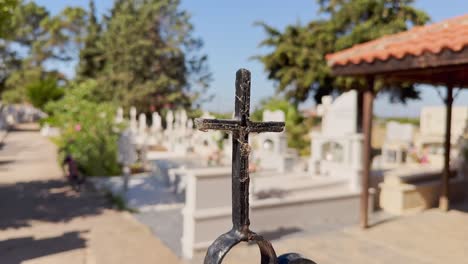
[361,76,374,229]
[439,85,453,211]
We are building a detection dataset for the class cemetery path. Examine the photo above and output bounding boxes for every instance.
[195,202,468,264]
[0,124,180,264]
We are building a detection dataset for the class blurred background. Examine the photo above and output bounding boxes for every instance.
[0,0,467,263]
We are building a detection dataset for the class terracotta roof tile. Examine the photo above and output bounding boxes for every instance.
[327,14,468,66]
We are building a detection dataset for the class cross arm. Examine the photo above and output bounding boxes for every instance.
[195,118,240,132]
[248,121,285,133]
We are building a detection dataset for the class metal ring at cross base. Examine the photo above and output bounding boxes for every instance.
[204,229,316,264]
[204,228,277,264]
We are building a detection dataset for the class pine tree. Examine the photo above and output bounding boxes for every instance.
[257,0,430,104]
[1,0,86,103]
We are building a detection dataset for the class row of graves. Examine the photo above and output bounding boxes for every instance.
[0,104,46,129]
[92,90,467,260]
[0,104,46,141]
[94,90,368,260]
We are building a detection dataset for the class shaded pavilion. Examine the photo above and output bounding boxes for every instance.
[326,14,468,228]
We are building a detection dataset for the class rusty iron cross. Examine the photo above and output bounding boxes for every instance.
[195,69,315,264]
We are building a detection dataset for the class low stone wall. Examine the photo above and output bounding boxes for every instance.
[181,168,365,259]
[379,167,467,215]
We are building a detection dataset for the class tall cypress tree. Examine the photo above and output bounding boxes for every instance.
[76,0,103,80]
[94,0,211,111]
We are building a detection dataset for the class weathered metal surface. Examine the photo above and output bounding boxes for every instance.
[196,69,315,264]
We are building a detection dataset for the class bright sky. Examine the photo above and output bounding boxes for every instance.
[35,0,468,117]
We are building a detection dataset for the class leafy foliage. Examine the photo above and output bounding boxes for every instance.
[7,1,86,66]
[1,0,86,102]
[2,0,211,112]
[45,80,122,176]
[26,77,63,109]
[256,0,430,104]
[2,66,42,103]
[0,0,17,37]
[1,0,212,177]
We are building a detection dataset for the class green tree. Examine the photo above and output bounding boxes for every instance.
[2,66,43,103]
[94,0,211,111]
[0,43,21,93]
[26,76,64,109]
[256,0,430,104]
[1,0,86,102]
[0,0,17,37]
[76,0,104,80]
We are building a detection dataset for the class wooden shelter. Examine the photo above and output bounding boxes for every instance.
[326,14,468,228]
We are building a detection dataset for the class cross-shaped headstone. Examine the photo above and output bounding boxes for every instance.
[196,69,314,264]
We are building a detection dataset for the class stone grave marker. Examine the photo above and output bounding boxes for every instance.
[130,106,138,133]
[118,128,137,192]
[310,90,363,191]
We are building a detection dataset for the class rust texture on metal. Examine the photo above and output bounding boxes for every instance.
[196,69,316,264]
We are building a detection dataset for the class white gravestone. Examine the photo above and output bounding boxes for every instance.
[416,106,468,166]
[193,112,222,162]
[118,129,137,192]
[187,119,193,132]
[180,109,188,133]
[386,121,414,143]
[320,93,357,138]
[149,112,162,146]
[253,110,292,173]
[130,106,138,133]
[115,107,124,124]
[166,111,174,131]
[309,90,363,191]
[151,112,162,133]
[139,113,147,134]
[382,121,414,165]
[135,113,148,146]
[173,109,190,154]
[164,111,175,150]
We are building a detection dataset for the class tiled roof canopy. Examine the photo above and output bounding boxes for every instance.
[327,14,468,66]
[326,14,468,86]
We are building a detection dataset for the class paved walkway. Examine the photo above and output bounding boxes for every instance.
[201,206,468,264]
[0,124,179,264]
[1,124,467,264]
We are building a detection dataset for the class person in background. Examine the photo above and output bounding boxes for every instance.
[63,154,84,191]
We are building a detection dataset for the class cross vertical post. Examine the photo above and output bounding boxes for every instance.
[195,69,315,264]
[232,69,251,230]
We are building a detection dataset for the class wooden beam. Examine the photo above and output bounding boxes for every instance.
[331,47,468,79]
[385,68,468,87]
[361,77,374,229]
[439,84,453,211]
